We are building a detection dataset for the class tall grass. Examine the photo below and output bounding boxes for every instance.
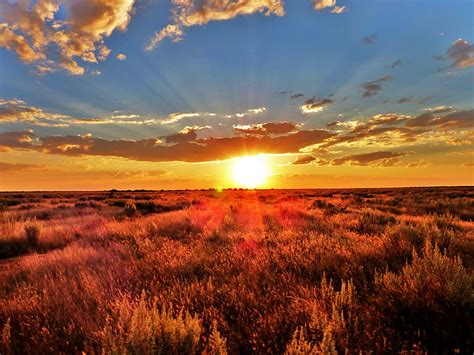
[0,188,472,353]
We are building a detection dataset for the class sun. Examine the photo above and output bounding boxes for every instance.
[231,155,270,188]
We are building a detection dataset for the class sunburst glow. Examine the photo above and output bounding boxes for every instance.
[231,155,270,188]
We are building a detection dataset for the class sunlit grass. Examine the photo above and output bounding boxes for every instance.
[0,187,472,353]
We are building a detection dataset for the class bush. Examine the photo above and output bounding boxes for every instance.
[357,208,395,235]
[24,223,40,248]
[375,242,474,352]
[286,276,358,353]
[123,200,137,217]
[98,292,203,354]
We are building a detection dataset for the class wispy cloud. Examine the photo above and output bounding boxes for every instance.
[146,0,285,50]
[332,151,406,166]
[362,33,377,45]
[360,75,392,97]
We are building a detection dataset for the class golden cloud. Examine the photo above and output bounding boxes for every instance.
[0,0,135,75]
[146,0,285,49]
[233,121,300,136]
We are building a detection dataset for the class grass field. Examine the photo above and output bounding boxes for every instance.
[0,187,473,354]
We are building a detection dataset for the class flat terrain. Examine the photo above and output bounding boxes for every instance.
[0,187,473,353]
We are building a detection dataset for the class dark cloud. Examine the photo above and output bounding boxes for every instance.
[292,155,316,165]
[397,97,412,104]
[290,93,304,99]
[326,121,340,128]
[279,90,293,95]
[361,75,392,97]
[332,151,406,166]
[0,130,35,150]
[362,33,377,45]
[0,128,335,163]
[434,39,474,69]
[388,59,403,69]
[300,97,334,113]
[405,109,474,128]
[446,39,474,68]
[162,130,198,144]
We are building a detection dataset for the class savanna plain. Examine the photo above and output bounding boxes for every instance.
[0,187,473,354]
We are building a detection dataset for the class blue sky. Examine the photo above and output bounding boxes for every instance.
[0,0,473,189]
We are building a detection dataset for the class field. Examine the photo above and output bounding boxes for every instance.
[0,187,473,354]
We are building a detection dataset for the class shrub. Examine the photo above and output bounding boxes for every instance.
[357,208,395,235]
[24,222,40,248]
[284,327,318,354]
[286,276,359,353]
[375,242,474,352]
[98,292,203,354]
[207,320,228,355]
[1,318,11,354]
[123,200,137,217]
[0,211,16,237]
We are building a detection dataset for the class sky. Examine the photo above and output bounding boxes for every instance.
[0,0,473,190]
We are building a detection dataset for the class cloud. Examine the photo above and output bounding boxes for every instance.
[292,155,315,165]
[318,107,473,152]
[146,0,285,49]
[0,0,136,75]
[396,97,412,104]
[0,130,36,151]
[332,151,406,166]
[223,107,267,118]
[146,24,184,51]
[300,97,333,114]
[388,59,402,69]
[331,6,346,14]
[0,162,44,173]
[405,109,474,128]
[234,121,301,136]
[445,38,474,68]
[162,130,198,144]
[407,160,430,168]
[161,125,211,143]
[312,0,346,13]
[158,107,267,125]
[0,23,45,63]
[360,75,392,97]
[362,33,377,45]
[290,93,304,99]
[0,99,68,123]
[116,53,127,60]
[0,128,335,163]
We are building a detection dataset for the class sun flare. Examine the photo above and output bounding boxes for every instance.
[231,155,270,188]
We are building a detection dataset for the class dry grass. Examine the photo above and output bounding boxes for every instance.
[0,187,473,354]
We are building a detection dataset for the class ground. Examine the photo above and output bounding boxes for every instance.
[0,187,473,353]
